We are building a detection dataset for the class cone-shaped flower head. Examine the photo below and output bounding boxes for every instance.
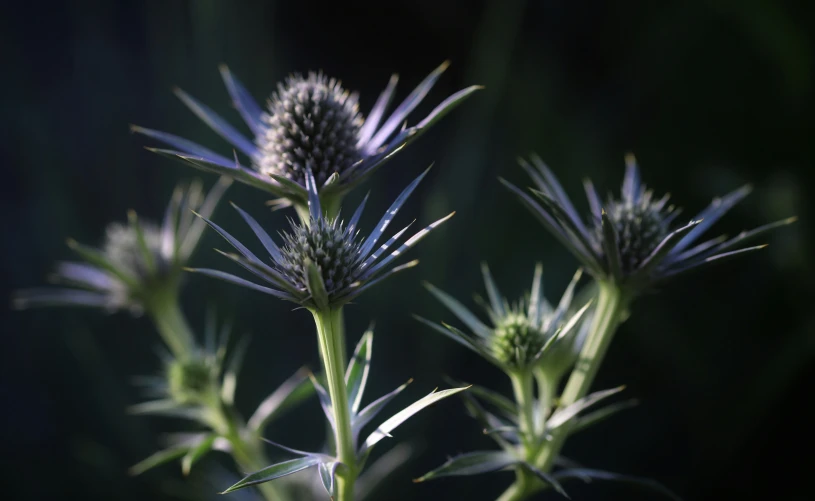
[13,177,232,314]
[416,264,591,376]
[167,355,219,406]
[189,167,454,310]
[133,62,481,216]
[502,154,796,293]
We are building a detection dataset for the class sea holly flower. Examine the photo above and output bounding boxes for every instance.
[133,62,481,218]
[13,177,232,356]
[129,313,312,478]
[218,327,468,498]
[188,167,454,310]
[415,263,591,379]
[501,153,796,294]
[14,177,231,315]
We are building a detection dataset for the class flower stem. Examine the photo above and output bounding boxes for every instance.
[495,282,628,501]
[146,290,195,359]
[536,281,628,471]
[148,295,286,500]
[214,404,285,501]
[313,307,356,501]
[510,370,537,445]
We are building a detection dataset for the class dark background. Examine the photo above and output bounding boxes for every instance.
[2,0,813,500]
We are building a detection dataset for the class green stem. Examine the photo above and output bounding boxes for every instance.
[535,371,556,432]
[536,282,627,471]
[509,370,537,445]
[215,404,285,501]
[149,294,286,500]
[146,290,195,359]
[313,307,356,501]
[495,282,628,501]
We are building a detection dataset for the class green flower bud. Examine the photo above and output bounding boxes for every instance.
[491,312,548,370]
[167,357,217,405]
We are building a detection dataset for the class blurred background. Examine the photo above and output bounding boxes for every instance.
[2,0,813,500]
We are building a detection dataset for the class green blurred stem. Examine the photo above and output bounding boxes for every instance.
[535,371,556,434]
[146,290,195,360]
[497,282,629,501]
[149,293,285,500]
[510,370,537,446]
[211,402,285,501]
[313,307,356,501]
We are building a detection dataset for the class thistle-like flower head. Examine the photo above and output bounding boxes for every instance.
[416,264,591,376]
[501,153,796,293]
[258,72,363,186]
[13,177,231,314]
[189,167,453,310]
[133,62,481,216]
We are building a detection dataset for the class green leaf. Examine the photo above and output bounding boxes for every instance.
[221,334,251,405]
[414,451,518,482]
[127,399,206,421]
[346,328,374,415]
[129,446,188,476]
[248,368,312,433]
[522,463,570,498]
[319,461,340,500]
[66,239,139,289]
[305,258,329,310]
[554,468,682,501]
[361,386,470,453]
[547,386,625,430]
[221,456,322,494]
[181,434,216,475]
[422,282,491,338]
[353,379,412,435]
[466,384,518,422]
[127,211,157,274]
[600,210,623,280]
[570,399,639,435]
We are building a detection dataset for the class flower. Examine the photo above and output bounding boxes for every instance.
[188,167,454,310]
[415,263,591,375]
[501,153,796,292]
[13,177,232,314]
[133,62,481,214]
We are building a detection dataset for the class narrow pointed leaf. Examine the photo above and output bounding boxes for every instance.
[174,87,256,157]
[570,399,639,435]
[221,334,251,405]
[554,468,682,501]
[414,451,517,482]
[129,447,188,476]
[600,210,623,280]
[480,262,505,318]
[181,434,216,475]
[362,386,470,452]
[305,259,329,310]
[66,240,139,288]
[231,203,284,262]
[547,386,626,430]
[186,268,294,300]
[353,379,412,434]
[673,185,753,254]
[359,167,430,258]
[523,463,570,498]
[346,329,374,414]
[248,368,313,433]
[358,74,398,148]
[219,64,264,135]
[423,282,491,338]
[319,461,340,499]
[221,456,322,493]
[413,315,499,366]
[368,61,449,150]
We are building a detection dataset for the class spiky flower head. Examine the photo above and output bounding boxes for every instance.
[133,62,481,217]
[128,312,313,477]
[189,167,453,311]
[417,263,591,375]
[257,72,363,186]
[167,355,219,406]
[13,177,231,314]
[502,153,796,294]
